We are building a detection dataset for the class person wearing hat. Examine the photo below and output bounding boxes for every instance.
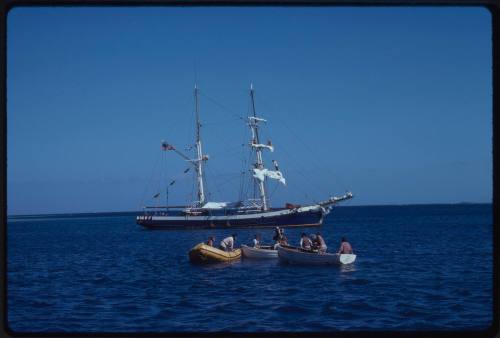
[220,234,237,252]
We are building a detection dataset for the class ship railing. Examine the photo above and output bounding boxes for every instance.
[239,199,265,210]
[141,205,188,216]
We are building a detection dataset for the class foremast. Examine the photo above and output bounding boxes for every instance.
[194,83,207,207]
[160,84,208,208]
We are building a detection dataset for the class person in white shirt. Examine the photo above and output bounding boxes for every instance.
[252,234,261,248]
[219,234,237,252]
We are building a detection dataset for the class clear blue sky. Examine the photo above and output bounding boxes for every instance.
[7,6,492,215]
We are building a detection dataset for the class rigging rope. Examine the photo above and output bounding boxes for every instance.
[256,92,346,193]
[158,151,166,208]
[238,120,250,202]
[268,181,280,200]
[204,165,222,202]
[139,151,162,209]
[241,151,254,203]
[198,90,245,122]
[269,134,329,198]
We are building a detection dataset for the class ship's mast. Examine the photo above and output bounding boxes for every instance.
[249,83,268,211]
[194,83,206,206]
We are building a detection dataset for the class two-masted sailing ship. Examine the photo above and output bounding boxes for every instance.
[137,84,353,229]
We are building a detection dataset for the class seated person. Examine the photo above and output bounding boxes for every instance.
[337,237,353,254]
[272,227,288,248]
[309,234,318,250]
[272,227,282,242]
[278,228,288,246]
[219,234,237,252]
[252,234,261,248]
[206,236,215,247]
[315,232,327,253]
[279,236,288,246]
[299,233,312,250]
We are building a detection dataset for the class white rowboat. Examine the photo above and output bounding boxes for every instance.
[277,245,356,265]
[241,245,278,259]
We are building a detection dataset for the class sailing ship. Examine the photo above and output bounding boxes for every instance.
[137,84,353,229]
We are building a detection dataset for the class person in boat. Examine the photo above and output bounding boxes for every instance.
[272,227,281,248]
[299,233,313,250]
[278,228,288,246]
[272,227,282,242]
[206,236,215,247]
[272,227,288,248]
[337,237,353,254]
[220,234,237,252]
[252,234,261,248]
[315,232,327,253]
[309,234,317,249]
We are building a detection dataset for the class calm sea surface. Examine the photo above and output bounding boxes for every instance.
[7,204,493,332]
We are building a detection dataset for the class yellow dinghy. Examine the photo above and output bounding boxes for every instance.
[188,243,242,264]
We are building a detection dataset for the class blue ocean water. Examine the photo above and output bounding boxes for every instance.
[7,204,493,332]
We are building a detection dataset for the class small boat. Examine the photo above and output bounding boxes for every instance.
[241,244,278,259]
[277,245,356,265]
[188,243,241,264]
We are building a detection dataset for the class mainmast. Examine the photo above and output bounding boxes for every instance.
[249,83,268,211]
[194,83,207,206]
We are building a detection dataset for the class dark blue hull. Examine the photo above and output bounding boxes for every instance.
[137,208,325,230]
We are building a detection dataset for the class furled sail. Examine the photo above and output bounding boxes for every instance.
[251,142,274,152]
[252,168,286,185]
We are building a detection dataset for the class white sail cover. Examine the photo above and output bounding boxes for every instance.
[252,168,286,185]
[202,202,228,209]
[251,143,274,152]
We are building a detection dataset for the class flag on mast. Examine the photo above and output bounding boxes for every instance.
[161,140,175,151]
